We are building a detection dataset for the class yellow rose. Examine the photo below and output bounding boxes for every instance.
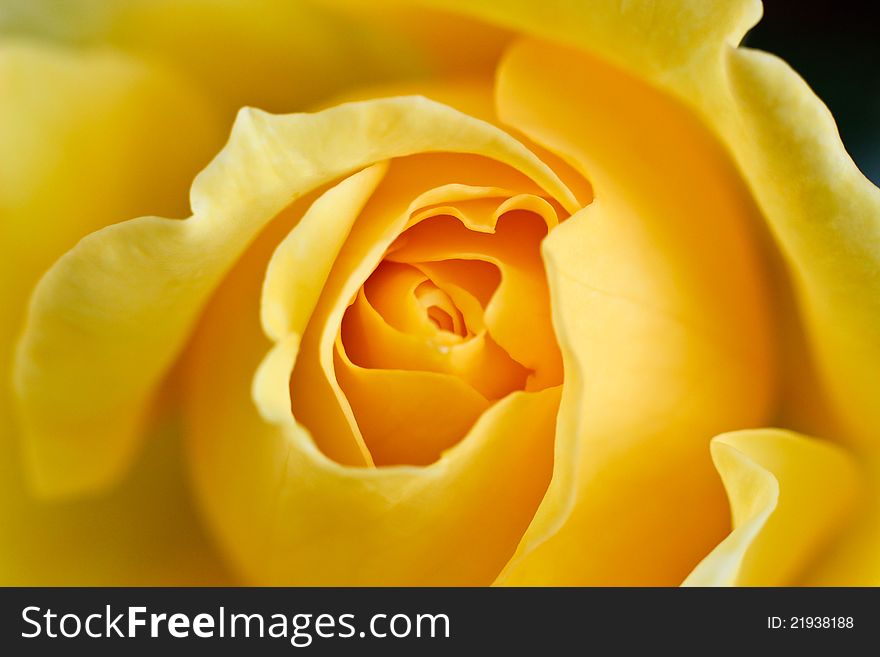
[4,0,879,586]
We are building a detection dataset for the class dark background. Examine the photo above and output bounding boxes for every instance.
[747,0,880,183]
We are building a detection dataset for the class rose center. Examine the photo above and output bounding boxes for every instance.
[416,280,468,338]
[332,193,565,467]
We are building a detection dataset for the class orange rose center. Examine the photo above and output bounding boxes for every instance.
[335,194,565,466]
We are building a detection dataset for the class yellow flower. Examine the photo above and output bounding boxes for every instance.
[4,0,879,585]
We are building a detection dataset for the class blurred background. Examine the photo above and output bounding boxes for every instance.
[748,0,880,183]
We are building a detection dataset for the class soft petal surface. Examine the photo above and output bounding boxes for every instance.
[684,429,860,586]
[397,0,761,79]
[417,0,880,582]
[494,40,776,585]
[721,53,880,586]
[0,391,232,585]
[0,40,226,583]
[336,347,491,466]
[1,40,221,398]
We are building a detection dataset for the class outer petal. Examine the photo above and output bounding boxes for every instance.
[493,41,775,585]
[1,40,221,388]
[0,397,232,586]
[383,0,761,82]
[720,48,880,450]
[684,429,860,586]
[0,41,226,584]
[14,95,575,498]
[719,56,880,586]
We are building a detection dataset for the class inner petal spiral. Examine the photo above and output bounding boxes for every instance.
[336,188,565,466]
[416,280,467,337]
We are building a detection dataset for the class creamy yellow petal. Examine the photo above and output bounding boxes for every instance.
[417,284,466,334]
[195,111,577,580]
[381,195,564,391]
[370,265,483,339]
[716,18,880,586]
[254,163,386,441]
[418,0,880,447]
[14,95,575,497]
[289,156,571,469]
[684,429,860,586]
[722,49,880,449]
[413,259,500,317]
[286,165,501,470]
[802,461,880,585]
[0,405,232,585]
[282,157,559,474]
[260,163,388,343]
[407,193,560,233]
[494,41,775,585]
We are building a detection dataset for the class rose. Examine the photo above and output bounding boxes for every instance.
[5,1,880,585]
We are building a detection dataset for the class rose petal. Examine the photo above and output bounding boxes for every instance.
[193,104,578,580]
[683,429,860,586]
[720,52,880,583]
[392,0,759,80]
[260,162,388,342]
[314,1,513,81]
[363,262,461,338]
[494,41,776,585]
[1,40,221,406]
[335,346,491,465]
[0,405,232,585]
[414,259,500,314]
[252,164,387,467]
[0,41,229,584]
